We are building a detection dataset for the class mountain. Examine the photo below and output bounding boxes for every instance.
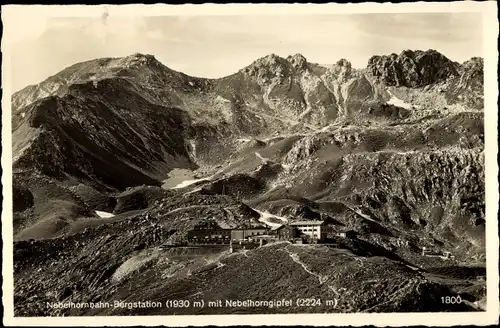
[11,49,485,315]
[367,49,460,87]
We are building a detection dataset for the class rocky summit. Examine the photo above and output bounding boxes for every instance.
[11,49,485,315]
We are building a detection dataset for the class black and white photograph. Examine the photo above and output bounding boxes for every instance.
[2,2,499,326]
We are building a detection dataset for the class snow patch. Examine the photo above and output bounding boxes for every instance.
[255,152,269,163]
[216,95,231,103]
[96,210,115,218]
[406,265,420,271]
[387,90,412,110]
[188,81,194,86]
[253,208,288,228]
[112,251,160,282]
[21,113,26,118]
[171,178,208,189]
[237,138,251,142]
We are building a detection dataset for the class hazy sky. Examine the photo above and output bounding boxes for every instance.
[9,12,483,92]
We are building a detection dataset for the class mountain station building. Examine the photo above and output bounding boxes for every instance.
[289,220,331,242]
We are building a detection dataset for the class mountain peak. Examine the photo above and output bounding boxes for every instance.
[367,49,459,87]
[242,53,289,76]
[335,58,352,68]
[257,53,283,64]
[121,53,161,68]
[286,53,308,69]
[399,49,416,58]
[327,58,353,81]
[463,56,484,67]
[128,52,155,59]
[247,53,310,71]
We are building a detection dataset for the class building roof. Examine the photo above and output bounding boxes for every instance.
[290,220,325,226]
[233,225,269,230]
[332,225,354,232]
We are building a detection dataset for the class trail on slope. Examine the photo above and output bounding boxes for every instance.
[245,107,321,134]
[279,245,354,310]
[162,205,215,216]
[344,205,380,224]
[360,280,414,312]
[280,246,329,284]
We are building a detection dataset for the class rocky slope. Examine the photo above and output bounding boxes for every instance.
[14,237,475,316]
[11,49,485,315]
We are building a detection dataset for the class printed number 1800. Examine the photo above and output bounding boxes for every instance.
[441,296,463,304]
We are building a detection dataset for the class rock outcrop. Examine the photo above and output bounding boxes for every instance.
[367,49,460,87]
[11,50,486,315]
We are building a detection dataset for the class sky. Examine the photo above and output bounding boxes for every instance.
[7,12,483,92]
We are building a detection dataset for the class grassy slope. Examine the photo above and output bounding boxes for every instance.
[14,239,475,316]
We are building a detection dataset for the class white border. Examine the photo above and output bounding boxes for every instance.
[2,2,499,326]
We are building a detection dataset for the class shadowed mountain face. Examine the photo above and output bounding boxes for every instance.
[367,49,460,87]
[11,50,485,315]
[12,51,483,171]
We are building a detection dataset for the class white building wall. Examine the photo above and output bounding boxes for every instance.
[296,225,322,239]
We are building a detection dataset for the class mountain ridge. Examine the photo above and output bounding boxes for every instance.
[12,49,482,110]
[11,48,486,315]
[11,47,484,205]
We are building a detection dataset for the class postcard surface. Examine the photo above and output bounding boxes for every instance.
[2,2,499,326]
